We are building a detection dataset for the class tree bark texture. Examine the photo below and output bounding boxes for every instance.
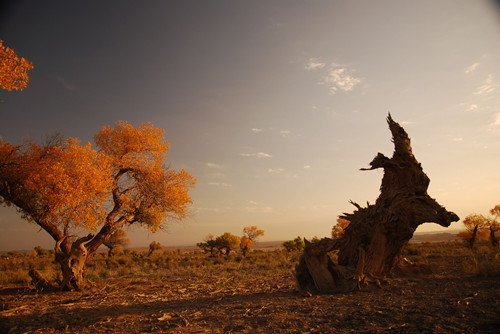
[295,114,459,294]
[54,233,94,291]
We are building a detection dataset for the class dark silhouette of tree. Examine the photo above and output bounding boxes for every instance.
[197,234,219,256]
[461,214,489,249]
[148,241,164,256]
[295,114,459,294]
[283,236,304,252]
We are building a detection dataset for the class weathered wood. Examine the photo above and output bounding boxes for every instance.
[295,114,459,294]
[55,233,94,291]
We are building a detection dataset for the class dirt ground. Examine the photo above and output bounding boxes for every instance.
[1,249,499,333]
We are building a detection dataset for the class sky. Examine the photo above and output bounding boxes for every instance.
[1,1,499,251]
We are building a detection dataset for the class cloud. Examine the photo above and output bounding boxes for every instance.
[251,128,263,133]
[205,162,224,169]
[208,182,231,187]
[318,63,361,94]
[303,165,311,169]
[474,74,496,95]
[280,130,291,137]
[452,137,463,142]
[305,58,326,71]
[457,103,479,112]
[244,200,273,213]
[268,168,285,174]
[240,152,272,158]
[468,104,478,111]
[490,112,500,128]
[465,62,480,74]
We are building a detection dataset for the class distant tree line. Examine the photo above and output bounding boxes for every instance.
[459,204,499,248]
[197,226,264,256]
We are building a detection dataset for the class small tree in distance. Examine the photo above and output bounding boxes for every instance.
[240,226,264,256]
[197,234,219,256]
[103,230,130,256]
[489,205,500,247]
[215,232,240,255]
[460,214,489,249]
[148,241,164,256]
[283,236,304,252]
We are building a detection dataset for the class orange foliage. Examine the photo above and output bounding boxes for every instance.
[462,214,489,232]
[490,205,500,219]
[95,121,196,232]
[0,40,33,91]
[0,122,195,252]
[215,232,240,254]
[0,136,111,231]
[240,235,253,249]
[240,226,264,256]
[243,225,264,241]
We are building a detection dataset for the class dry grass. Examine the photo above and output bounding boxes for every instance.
[1,242,499,333]
[1,241,499,286]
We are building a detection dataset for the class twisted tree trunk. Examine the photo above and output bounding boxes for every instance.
[54,233,94,291]
[295,114,459,294]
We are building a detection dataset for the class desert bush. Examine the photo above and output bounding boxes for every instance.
[118,266,131,276]
[465,251,500,277]
[475,255,500,277]
[405,244,420,256]
[117,256,133,267]
[0,269,29,284]
[99,268,110,278]
[33,246,49,257]
[148,241,164,256]
[215,233,241,255]
[283,236,304,252]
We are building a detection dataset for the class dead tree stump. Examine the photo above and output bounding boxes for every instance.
[295,114,459,294]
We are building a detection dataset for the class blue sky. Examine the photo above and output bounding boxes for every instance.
[1,1,500,250]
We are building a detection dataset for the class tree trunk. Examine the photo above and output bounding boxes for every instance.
[490,225,498,247]
[295,114,459,294]
[54,234,94,291]
[241,246,249,257]
[469,225,478,249]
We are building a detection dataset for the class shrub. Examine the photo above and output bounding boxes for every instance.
[34,246,49,256]
[283,236,304,252]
